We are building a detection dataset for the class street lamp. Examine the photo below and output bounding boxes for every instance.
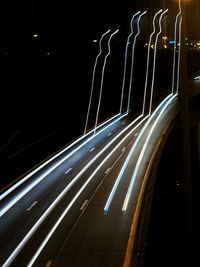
[179,0,194,251]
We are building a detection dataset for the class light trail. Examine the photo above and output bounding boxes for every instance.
[1,112,146,267]
[149,9,168,115]
[94,29,119,135]
[26,116,147,267]
[104,93,172,212]
[127,11,147,114]
[176,16,182,95]
[84,29,111,135]
[0,111,126,217]
[119,11,140,114]
[171,0,182,94]
[122,93,177,212]
[142,9,163,115]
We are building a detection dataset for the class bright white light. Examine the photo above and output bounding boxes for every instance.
[176,16,182,95]
[120,11,140,114]
[0,112,126,216]
[142,9,163,115]
[84,29,111,135]
[104,114,146,212]
[104,93,173,212]
[127,11,147,114]
[2,104,146,267]
[94,29,119,134]
[171,0,182,94]
[122,93,177,212]
[149,9,168,115]
[26,114,147,267]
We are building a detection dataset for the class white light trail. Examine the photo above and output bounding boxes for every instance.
[104,93,172,212]
[122,93,177,212]
[127,11,147,114]
[171,0,182,94]
[142,9,163,115]
[104,115,147,212]
[26,115,148,267]
[176,16,182,95]
[1,111,146,267]
[0,111,126,217]
[84,29,111,135]
[0,115,113,201]
[149,9,168,115]
[119,11,140,114]
[94,29,119,135]
[80,200,88,210]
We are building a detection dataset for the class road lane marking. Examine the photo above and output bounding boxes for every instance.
[128,140,134,147]
[80,200,88,210]
[107,132,112,136]
[105,168,111,175]
[27,201,38,212]
[121,147,126,152]
[90,147,95,152]
[65,168,72,175]
[122,121,125,125]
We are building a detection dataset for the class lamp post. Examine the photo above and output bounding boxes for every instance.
[179,0,194,251]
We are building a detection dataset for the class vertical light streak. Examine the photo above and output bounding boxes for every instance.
[176,16,182,95]
[104,93,173,212]
[171,0,182,94]
[84,29,111,135]
[127,11,147,115]
[119,11,141,115]
[94,29,119,135]
[149,9,168,115]
[142,10,163,115]
[122,93,177,212]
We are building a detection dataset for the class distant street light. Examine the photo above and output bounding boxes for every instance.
[33,33,38,39]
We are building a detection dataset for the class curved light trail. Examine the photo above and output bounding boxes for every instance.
[176,16,182,95]
[84,29,111,135]
[119,11,140,115]
[26,113,146,267]
[0,111,126,217]
[127,11,147,115]
[148,9,169,115]
[171,0,182,94]
[122,93,177,212]
[104,93,173,212]
[142,9,163,115]
[2,102,147,267]
[94,29,119,134]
